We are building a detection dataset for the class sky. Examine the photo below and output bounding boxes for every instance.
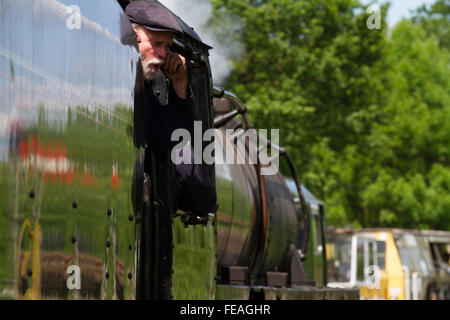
[363,0,437,27]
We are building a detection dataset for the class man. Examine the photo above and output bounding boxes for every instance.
[126,0,194,149]
[126,1,216,220]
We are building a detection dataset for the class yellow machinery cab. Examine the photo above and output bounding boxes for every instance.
[327,228,449,300]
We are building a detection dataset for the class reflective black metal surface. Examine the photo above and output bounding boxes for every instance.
[0,0,219,300]
[213,98,298,285]
[0,0,137,300]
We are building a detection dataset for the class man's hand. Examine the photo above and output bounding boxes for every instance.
[161,52,188,99]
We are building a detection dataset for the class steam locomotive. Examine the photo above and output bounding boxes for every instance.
[0,0,358,300]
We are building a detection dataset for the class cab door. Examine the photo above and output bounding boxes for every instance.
[350,235,384,299]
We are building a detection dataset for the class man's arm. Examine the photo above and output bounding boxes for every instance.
[167,79,194,135]
[142,51,193,149]
[161,52,188,99]
[145,82,194,150]
[162,51,194,140]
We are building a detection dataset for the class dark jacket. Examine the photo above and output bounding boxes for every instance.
[132,60,216,217]
[133,60,194,149]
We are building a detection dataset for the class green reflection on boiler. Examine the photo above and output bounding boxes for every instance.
[172,216,217,300]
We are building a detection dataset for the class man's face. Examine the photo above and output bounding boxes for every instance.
[135,26,174,80]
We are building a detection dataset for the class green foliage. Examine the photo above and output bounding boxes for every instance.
[360,20,450,230]
[209,0,450,230]
[413,0,450,50]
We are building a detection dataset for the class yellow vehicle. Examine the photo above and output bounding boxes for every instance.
[326,228,450,300]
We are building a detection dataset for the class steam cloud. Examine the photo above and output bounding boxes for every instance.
[159,0,243,86]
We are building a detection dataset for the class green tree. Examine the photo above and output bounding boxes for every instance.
[359,20,450,229]
[209,0,450,230]
[413,0,450,50]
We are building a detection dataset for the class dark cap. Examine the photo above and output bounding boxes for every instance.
[125,1,183,34]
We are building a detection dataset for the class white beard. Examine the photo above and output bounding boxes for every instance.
[142,57,165,80]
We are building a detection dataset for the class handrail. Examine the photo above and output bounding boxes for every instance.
[402,265,411,300]
[350,235,358,287]
[213,86,250,129]
[412,272,420,300]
